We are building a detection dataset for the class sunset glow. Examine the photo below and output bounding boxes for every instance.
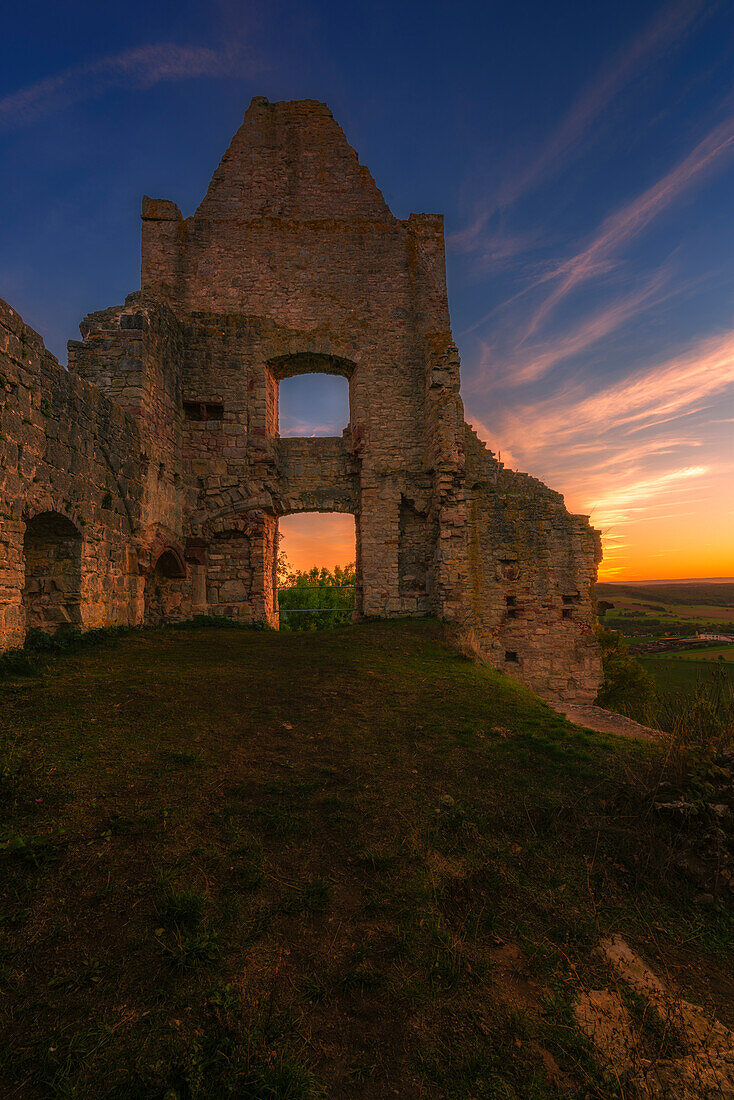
[2,1,732,581]
[279,513,355,575]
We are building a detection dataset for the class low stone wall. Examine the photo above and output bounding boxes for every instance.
[0,298,145,648]
[464,427,602,704]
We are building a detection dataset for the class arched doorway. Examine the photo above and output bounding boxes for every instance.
[276,512,358,629]
[23,512,83,634]
[144,549,187,624]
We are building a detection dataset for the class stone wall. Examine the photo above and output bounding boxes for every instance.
[0,96,604,704]
[0,298,145,647]
[463,427,603,703]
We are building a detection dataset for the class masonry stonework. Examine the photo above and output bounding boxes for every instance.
[0,97,602,703]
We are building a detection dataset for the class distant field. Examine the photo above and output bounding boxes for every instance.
[657,645,734,662]
[598,579,734,640]
[603,599,734,623]
[597,581,734,607]
[639,655,734,695]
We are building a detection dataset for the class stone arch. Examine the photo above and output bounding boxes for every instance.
[22,511,83,634]
[144,546,187,625]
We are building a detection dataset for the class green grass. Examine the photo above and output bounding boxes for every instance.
[640,655,734,695]
[0,620,732,1098]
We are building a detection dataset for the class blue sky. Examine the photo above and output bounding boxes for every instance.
[2,0,733,578]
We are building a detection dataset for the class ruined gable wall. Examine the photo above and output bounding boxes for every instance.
[463,426,602,704]
[138,98,456,623]
[141,99,450,479]
[0,299,145,649]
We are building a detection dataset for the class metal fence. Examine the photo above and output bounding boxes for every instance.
[276,584,357,628]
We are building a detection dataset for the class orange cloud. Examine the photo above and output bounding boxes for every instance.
[468,328,734,579]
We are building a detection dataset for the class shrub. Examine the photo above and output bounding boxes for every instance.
[595,629,657,722]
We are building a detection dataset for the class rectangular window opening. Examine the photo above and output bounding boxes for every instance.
[184,400,224,422]
[562,608,572,619]
[505,650,519,663]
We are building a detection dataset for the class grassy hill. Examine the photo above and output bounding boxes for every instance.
[1,621,732,1098]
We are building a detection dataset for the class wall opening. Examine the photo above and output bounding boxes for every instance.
[184,400,224,422]
[278,374,350,437]
[276,512,357,630]
[22,512,82,634]
[266,352,354,438]
[144,548,187,625]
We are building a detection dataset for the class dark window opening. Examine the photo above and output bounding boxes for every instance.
[507,608,517,619]
[184,400,224,422]
[562,593,579,604]
[154,549,186,579]
[562,608,572,619]
[505,650,519,663]
[505,595,516,606]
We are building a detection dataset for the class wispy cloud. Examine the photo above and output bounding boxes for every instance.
[0,42,248,133]
[588,465,709,531]
[280,415,344,438]
[521,111,734,338]
[469,266,673,388]
[449,0,709,259]
[490,327,734,463]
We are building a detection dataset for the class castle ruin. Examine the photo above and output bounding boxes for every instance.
[0,98,602,703]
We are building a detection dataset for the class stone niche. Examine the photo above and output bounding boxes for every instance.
[0,96,602,704]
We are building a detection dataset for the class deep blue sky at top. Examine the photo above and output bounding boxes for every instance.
[1,0,734,577]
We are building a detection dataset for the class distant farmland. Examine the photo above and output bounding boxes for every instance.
[597,579,734,634]
[596,581,734,607]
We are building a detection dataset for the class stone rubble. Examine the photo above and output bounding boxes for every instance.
[576,934,734,1098]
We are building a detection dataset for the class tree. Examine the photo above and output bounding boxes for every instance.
[595,628,656,722]
[277,552,356,631]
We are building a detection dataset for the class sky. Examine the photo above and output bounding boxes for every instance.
[1,0,733,580]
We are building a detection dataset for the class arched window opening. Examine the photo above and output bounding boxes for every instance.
[144,549,187,625]
[276,513,357,630]
[23,512,82,635]
[277,374,350,438]
[155,550,186,579]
